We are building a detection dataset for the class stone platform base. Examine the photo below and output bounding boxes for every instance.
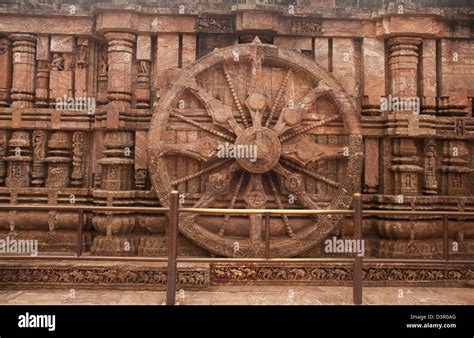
[0,259,471,290]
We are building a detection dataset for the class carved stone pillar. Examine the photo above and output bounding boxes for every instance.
[423,139,437,195]
[388,36,421,99]
[5,131,32,188]
[98,131,134,191]
[93,129,135,256]
[364,138,379,193]
[10,34,36,108]
[0,37,11,107]
[35,36,49,107]
[105,32,136,109]
[440,140,473,196]
[135,35,151,108]
[71,131,85,187]
[387,37,425,196]
[45,131,72,188]
[386,37,435,137]
[134,130,148,190]
[75,38,88,99]
[35,61,49,107]
[391,138,423,195]
[31,130,47,187]
[0,130,8,185]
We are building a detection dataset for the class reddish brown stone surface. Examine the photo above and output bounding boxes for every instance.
[0,0,473,284]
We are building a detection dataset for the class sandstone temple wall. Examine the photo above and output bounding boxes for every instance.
[0,0,472,262]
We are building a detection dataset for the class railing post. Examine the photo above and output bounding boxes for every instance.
[443,214,449,261]
[265,212,270,259]
[353,193,363,305]
[166,190,179,306]
[76,210,84,257]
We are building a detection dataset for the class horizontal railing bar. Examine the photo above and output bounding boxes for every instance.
[0,255,472,265]
[0,205,169,213]
[0,204,472,217]
[363,210,474,216]
[180,208,354,215]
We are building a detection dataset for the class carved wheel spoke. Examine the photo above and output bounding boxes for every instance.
[188,80,243,135]
[281,136,346,167]
[222,64,249,129]
[170,110,235,143]
[171,160,232,187]
[265,68,292,128]
[273,85,330,135]
[218,172,245,237]
[272,162,320,210]
[243,173,267,242]
[267,173,294,237]
[248,47,264,96]
[158,136,220,162]
[279,113,342,143]
[279,158,340,189]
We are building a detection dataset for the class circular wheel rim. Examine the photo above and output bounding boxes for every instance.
[148,41,363,257]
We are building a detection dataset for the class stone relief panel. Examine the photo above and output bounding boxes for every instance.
[0,2,471,265]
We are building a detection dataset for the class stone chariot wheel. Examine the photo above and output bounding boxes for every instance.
[148,39,363,257]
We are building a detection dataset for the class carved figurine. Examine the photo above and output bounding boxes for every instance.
[424,141,437,194]
[77,45,88,68]
[51,53,64,71]
[99,52,108,76]
[0,40,8,54]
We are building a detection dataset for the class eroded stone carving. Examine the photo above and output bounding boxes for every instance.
[0,3,472,273]
[31,130,47,187]
[51,53,64,71]
[0,267,209,288]
[290,20,322,35]
[197,16,234,33]
[423,139,437,195]
[71,131,85,187]
[211,264,471,284]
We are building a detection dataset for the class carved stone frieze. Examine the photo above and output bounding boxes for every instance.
[290,20,322,35]
[197,16,234,33]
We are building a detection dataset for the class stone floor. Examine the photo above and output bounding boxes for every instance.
[0,286,473,305]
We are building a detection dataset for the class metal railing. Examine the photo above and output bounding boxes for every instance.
[0,192,473,305]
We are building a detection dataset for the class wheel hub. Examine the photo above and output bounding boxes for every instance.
[234,126,281,174]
